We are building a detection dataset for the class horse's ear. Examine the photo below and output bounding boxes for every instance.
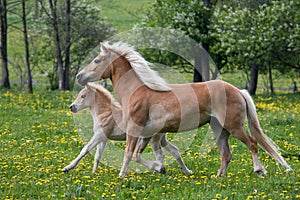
[100,42,110,57]
[100,42,108,52]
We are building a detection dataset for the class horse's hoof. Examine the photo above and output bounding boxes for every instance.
[159,166,166,174]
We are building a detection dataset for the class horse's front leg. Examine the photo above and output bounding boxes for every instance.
[93,140,108,172]
[119,134,138,178]
[62,133,103,172]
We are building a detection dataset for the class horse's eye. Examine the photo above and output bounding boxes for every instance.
[81,95,86,98]
[94,59,101,64]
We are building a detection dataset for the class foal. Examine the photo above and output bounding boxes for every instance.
[62,83,192,174]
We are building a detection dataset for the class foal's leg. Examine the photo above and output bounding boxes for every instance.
[62,133,103,172]
[133,136,166,173]
[93,141,107,172]
[160,134,193,174]
[150,133,165,163]
[210,118,232,177]
[231,127,267,175]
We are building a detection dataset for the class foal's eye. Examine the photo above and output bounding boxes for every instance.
[94,59,101,64]
[81,95,86,98]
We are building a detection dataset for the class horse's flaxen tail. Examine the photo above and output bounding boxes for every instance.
[240,90,292,171]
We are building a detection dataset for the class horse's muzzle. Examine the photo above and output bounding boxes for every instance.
[69,104,77,113]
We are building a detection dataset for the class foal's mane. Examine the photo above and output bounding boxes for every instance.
[87,83,120,108]
[101,41,171,91]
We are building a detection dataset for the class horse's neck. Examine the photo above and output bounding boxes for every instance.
[111,58,145,103]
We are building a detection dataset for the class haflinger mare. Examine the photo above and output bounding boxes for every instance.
[63,83,192,174]
[76,41,292,178]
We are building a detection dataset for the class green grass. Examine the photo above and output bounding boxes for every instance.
[0,86,299,199]
[100,0,152,31]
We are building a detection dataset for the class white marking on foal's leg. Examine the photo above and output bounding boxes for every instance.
[93,141,107,172]
[134,153,166,173]
[150,134,165,163]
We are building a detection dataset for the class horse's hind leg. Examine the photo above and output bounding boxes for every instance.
[210,119,232,177]
[230,127,267,175]
[216,129,232,177]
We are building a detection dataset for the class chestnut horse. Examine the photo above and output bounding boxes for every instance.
[63,83,192,174]
[76,41,291,177]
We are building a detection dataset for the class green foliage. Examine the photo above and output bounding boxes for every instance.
[6,0,114,89]
[142,0,215,43]
[210,0,300,75]
[0,86,299,199]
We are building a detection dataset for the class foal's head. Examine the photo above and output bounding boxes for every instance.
[69,86,95,113]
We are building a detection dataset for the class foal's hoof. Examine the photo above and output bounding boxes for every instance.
[62,167,69,173]
[184,169,193,175]
[255,168,268,176]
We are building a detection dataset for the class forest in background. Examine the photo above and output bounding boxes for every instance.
[0,0,299,94]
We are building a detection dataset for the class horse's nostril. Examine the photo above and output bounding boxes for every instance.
[76,73,82,80]
[69,105,73,110]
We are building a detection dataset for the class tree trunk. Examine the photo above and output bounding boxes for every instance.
[49,0,64,90]
[63,0,71,90]
[0,0,10,89]
[22,0,33,93]
[268,62,274,95]
[248,63,259,95]
[193,45,210,82]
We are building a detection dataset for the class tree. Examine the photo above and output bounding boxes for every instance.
[36,0,114,90]
[210,0,300,95]
[0,0,10,89]
[21,0,33,93]
[142,0,217,82]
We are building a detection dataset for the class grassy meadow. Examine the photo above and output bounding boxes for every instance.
[0,86,299,199]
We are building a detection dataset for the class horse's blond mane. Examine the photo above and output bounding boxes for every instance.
[87,83,120,108]
[101,41,171,91]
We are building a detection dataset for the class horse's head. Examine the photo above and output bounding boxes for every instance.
[76,43,113,86]
[69,85,95,113]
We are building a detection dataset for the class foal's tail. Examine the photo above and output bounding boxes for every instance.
[240,90,292,171]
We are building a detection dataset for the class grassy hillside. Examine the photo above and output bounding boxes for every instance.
[100,0,152,31]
